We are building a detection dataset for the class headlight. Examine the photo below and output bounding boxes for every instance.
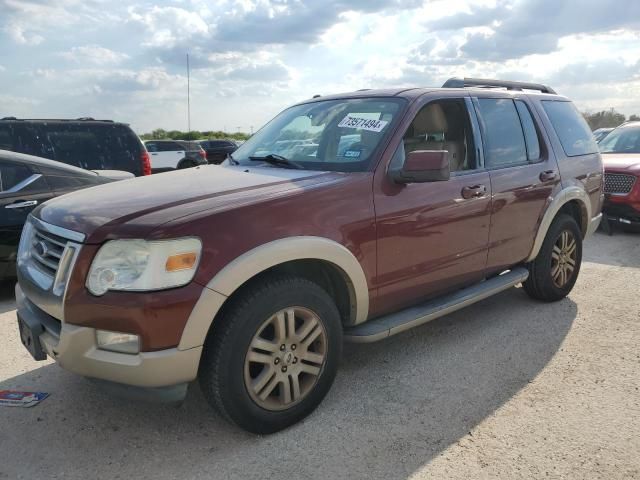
[87,238,201,296]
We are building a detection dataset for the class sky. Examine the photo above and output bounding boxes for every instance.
[1,0,639,135]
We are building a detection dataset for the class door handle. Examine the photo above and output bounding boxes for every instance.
[5,200,38,209]
[539,170,557,182]
[461,185,487,199]
[151,153,158,156]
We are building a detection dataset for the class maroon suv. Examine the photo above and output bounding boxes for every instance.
[599,121,640,229]
[15,78,603,433]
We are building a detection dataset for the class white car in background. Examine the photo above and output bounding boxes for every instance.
[143,140,208,173]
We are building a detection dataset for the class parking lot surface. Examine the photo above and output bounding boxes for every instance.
[1,231,639,479]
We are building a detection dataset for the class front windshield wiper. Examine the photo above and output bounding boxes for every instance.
[249,153,304,170]
[227,153,239,165]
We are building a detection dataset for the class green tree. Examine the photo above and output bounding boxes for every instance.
[582,109,626,130]
[139,129,251,141]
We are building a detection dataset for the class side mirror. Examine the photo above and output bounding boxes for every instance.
[389,150,450,184]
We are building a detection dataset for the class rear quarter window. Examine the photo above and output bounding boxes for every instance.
[542,101,598,157]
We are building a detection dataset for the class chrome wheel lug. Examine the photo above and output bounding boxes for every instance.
[280,344,286,351]
[281,366,287,373]
[293,357,298,364]
[274,358,280,365]
[291,344,296,351]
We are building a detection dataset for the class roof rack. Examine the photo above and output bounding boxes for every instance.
[0,117,115,122]
[442,77,557,94]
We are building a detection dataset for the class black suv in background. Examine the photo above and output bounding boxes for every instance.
[0,118,151,176]
[198,139,238,164]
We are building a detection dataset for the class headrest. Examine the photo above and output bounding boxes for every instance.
[412,103,448,135]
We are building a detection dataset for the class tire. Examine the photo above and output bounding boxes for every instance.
[523,214,583,302]
[178,159,196,169]
[198,274,342,434]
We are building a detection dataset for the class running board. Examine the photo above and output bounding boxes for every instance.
[344,267,529,343]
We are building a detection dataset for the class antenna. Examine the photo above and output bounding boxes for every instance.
[187,53,191,133]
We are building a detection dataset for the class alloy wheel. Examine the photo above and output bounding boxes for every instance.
[244,307,327,411]
[551,230,577,288]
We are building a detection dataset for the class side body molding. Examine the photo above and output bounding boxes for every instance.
[526,186,593,262]
[178,236,370,350]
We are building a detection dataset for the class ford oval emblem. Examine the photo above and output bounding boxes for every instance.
[34,241,49,258]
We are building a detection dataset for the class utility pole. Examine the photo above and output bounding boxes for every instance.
[187,53,191,134]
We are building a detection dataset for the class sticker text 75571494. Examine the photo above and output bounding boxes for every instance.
[338,116,388,133]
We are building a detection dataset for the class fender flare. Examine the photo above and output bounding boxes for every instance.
[526,186,592,262]
[178,236,369,350]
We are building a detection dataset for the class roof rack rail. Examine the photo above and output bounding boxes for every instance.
[0,116,18,121]
[442,77,557,94]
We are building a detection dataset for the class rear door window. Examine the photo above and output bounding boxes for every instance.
[476,98,528,167]
[158,142,183,152]
[542,101,598,157]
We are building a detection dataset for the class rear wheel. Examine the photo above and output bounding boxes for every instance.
[523,214,582,302]
[178,159,197,169]
[198,275,342,434]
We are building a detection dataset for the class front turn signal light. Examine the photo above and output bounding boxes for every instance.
[165,252,198,272]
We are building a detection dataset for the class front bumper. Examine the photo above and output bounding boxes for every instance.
[586,213,603,237]
[16,284,201,389]
[602,199,640,225]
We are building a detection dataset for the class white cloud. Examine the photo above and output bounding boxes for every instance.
[128,6,210,48]
[1,0,640,131]
[4,24,43,45]
[59,45,129,65]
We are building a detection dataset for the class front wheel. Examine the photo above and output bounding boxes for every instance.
[198,275,342,434]
[523,214,583,302]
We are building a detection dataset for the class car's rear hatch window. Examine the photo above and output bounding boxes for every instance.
[17,123,143,175]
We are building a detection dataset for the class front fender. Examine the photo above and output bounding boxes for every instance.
[178,236,369,350]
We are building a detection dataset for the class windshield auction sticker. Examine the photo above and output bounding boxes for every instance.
[338,116,388,132]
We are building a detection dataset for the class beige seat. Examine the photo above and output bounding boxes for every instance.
[404,103,467,171]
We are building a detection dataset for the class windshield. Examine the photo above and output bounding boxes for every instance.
[229,97,406,172]
[599,124,640,153]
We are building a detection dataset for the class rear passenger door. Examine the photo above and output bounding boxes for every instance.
[473,94,562,274]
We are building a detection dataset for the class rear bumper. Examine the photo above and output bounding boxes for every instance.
[16,283,201,389]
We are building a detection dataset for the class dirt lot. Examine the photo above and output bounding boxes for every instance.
[1,231,639,479]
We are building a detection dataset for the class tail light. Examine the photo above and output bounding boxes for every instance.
[141,151,152,176]
[199,149,207,160]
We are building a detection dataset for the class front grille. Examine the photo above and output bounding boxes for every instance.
[30,227,68,277]
[604,173,636,195]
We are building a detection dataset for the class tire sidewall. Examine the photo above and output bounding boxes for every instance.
[210,279,342,433]
[539,215,583,298]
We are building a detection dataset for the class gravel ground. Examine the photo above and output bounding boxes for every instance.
[0,231,639,479]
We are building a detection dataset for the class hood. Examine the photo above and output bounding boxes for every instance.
[602,153,640,173]
[36,164,342,243]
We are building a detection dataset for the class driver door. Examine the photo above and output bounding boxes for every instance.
[372,96,492,316]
